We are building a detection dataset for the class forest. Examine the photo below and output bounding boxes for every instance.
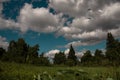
[0,32,120,67]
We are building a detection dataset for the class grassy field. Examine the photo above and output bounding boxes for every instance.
[0,61,120,80]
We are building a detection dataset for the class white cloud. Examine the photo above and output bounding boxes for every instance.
[18,3,61,33]
[71,29,107,40]
[0,0,120,49]
[101,3,120,18]
[54,1,120,47]
[71,17,90,28]
[0,18,19,29]
[0,0,19,30]
[57,26,82,37]
[65,40,101,48]
[0,36,9,49]
[44,48,88,61]
[64,48,69,55]
[44,49,60,59]
[49,0,117,17]
[0,3,62,33]
[49,0,92,17]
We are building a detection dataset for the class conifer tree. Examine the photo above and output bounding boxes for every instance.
[67,44,77,65]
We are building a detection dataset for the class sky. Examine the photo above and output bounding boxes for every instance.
[0,0,120,58]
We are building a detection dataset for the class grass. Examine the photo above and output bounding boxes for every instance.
[0,61,120,80]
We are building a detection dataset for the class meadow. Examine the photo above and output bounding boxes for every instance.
[0,61,120,80]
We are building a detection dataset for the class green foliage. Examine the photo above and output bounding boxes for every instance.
[65,59,75,66]
[81,50,93,66]
[26,44,39,64]
[34,53,50,66]
[1,61,120,80]
[94,49,105,65]
[80,32,120,66]
[67,45,77,65]
[1,38,44,66]
[1,32,120,67]
[106,33,116,50]
[54,52,66,65]
[94,49,103,58]
[4,39,28,63]
[0,47,5,60]
[16,38,28,63]
[6,40,17,62]
[106,33,120,66]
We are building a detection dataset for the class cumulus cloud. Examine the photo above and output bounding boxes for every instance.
[0,3,62,33]
[64,48,69,55]
[44,49,60,59]
[0,0,120,48]
[65,40,101,48]
[0,36,9,49]
[44,49,70,59]
[44,48,87,61]
[52,0,120,47]
[0,0,20,30]
[49,0,120,17]
[18,3,61,33]
[0,18,19,29]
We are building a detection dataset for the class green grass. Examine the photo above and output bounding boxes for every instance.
[0,61,120,80]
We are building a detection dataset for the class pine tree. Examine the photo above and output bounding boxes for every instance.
[106,33,116,50]
[106,32,120,66]
[67,44,77,65]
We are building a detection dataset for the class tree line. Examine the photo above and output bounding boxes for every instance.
[0,33,120,66]
[0,38,50,66]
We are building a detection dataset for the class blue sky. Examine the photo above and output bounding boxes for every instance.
[0,0,120,55]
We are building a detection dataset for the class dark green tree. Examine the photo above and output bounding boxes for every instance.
[0,47,6,60]
[16,38,28,63]
[67,44,77,65]
[81,50,93,66]
[106,33,116,50]
[94,49,105,65]
[54,52,66,65]
[2,38,46,66]
[6,40,17,62]
[36,52,50,66]
[5,39,28,63]
[26,44,39,64]
[106,32,120,66]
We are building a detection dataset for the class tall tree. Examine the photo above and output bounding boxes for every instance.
[67,44,77,65]
[26,44,39,64]
[7,40,17,62]
[54,52,66,65]
[81,50,93,65]
[106,32,120,65]
[106,33,116,50]
[94,49,104,65]
[16,38,28,63]
[6,38,28,63]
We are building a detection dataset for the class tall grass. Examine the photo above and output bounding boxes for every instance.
[0,61,120,80]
